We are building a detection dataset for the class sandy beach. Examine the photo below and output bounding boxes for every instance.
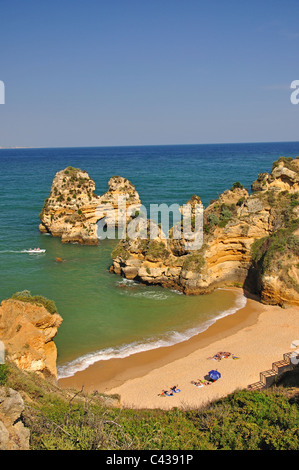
[59,291,299,410]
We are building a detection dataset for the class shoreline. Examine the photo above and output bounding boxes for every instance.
[59,291,299,409]
[59,289,263,395]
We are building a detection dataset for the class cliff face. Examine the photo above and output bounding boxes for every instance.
[39,167,141,244]
[110,157,299,306]
[0,387,30,450]
[0,298,62,378]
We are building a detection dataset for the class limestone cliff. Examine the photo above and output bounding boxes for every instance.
[0,294,62,378]
[39,167,141,244]
[110,157,299,306]
[0,387,30,450]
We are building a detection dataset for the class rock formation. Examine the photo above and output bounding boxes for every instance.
[39,167,141,244]
[110,157,299,306]
[0,296,62,378]
[0,387,30,450]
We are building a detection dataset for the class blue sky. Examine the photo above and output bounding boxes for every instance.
[0,0,299,147]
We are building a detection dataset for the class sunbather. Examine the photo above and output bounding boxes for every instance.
[208,351,232,361]
[191,379,211,387]
[158,389,174,397]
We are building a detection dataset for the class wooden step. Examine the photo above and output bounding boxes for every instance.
[272,360,290,372]
[248,350,299,392]
[247,381,265,391]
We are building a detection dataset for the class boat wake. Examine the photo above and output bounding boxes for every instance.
[0,249,45,254]
[0,250,28,253]
[57,290,247,379]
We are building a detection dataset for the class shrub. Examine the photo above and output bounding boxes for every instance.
[11,291,58,314]
[146,241,169,261]
[208,213,219,226]
[218,205,233,227]
[237,197,246,206]
[272,156,295,172]
[251,219,299,273]
[231,181,244,190]
[182,253,205,272]
[111,242,130,260]
[0,364,9,385]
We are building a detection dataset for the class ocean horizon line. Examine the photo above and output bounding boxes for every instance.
[1,140,299,151]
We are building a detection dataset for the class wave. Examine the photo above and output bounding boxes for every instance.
[57,290,247,379]
[116,279,182,300]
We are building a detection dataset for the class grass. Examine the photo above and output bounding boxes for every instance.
[146,240,170,261]
[251,219,299,272]
[2,361,299,450]
[111,242,130,260]
[0,364,9,385]
[182,252,205,272]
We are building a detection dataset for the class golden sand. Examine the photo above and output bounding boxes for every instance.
[59,290,299,410]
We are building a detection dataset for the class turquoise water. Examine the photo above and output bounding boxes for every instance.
[0,143,298,377]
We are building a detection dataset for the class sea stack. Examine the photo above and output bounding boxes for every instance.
[110,157,299,306]
[39,167,141,244]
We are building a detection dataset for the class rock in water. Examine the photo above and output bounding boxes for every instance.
[110,157,299,306]
[39,167,141,245]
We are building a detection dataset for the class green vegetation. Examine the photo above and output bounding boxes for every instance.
[11,290,58,314]
[64,166,80,175]
[111,242,130,260]
[182,252,205,272]
[204,201,238,233]
[146,240,169,261]
[2,363,298,450]
[251,213,299,293]
[218,204,235,228]
[0,364,9,385]
[251,186,299,280]
[207,213,219,226]
[231,181,244,190]
[252,221,299,270]
[272,156,298,172]
[237,196,246,206]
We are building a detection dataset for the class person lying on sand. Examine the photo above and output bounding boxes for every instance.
[191,379,212,387]
[170,385,181,393]
[207,351,233,361]
[191,380,204,388]
[158,390,174,397]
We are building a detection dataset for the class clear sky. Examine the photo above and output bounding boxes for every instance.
[1,0,299,147]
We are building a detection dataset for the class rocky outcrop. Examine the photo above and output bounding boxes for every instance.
[0,298,62,378]
[39,167,141,245]
[0,387,30,450]
[251,157,299,193]
[110,157,299,306]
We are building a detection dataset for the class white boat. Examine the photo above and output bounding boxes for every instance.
[26,248,46,254]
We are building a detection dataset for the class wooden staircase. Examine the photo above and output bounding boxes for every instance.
[248,351,299,391]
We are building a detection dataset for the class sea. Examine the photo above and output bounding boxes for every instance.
[0,142,298,378]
